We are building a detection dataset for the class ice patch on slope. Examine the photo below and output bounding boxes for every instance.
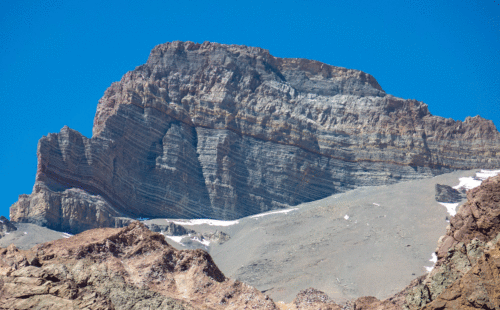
[169,219,239,226]
[438,169,500,216]
[425,253,438,272]
[453,169,500,191]
[166,235,186,245]
[191,237,210,246]
[438,202,459,216]
[250,208,298,219]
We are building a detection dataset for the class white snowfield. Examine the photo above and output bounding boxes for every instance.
[250,208,298,219]
[191,237,210,246]
[438,202,459,216]
[165,235,211,247]
[168,219,239,226]
[438,169,500,216]
[61,232,73,239]
[168,208,299,225]
[453,169,500,191]
[166,236,185,245]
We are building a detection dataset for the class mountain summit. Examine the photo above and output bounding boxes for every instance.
[11,41,500,233]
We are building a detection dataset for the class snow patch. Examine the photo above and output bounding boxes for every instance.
[62,235,71,239]
[24,232,27,235]
[166,236,186,245]
[453,178,482,191]
[443,170,500,216]
[191,237,210,246]
[344,215,349,220]
[373,203,380,206]
[250,208,298,219]
[439,202,459,216]
[476,169,500,180]
[425,253,438,272]
[453,169,500,191]
[169,219,239,226]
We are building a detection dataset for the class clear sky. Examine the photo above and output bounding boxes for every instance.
[1,0,499,218]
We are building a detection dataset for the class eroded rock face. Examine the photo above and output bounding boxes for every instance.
[422,239,500,310]
[0,222,277,310]
[436,175,500,259]
[405,175,500,309]
[11,41,500,232]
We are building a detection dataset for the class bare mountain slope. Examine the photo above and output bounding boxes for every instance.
[10,41,500,233]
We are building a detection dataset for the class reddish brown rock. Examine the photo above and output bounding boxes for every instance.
[433,174,500,265]
[447,175,500,247]
[0,222,277,310]
[405,175,500,310]
[422,239,500,310]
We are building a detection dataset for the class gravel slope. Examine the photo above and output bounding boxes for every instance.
[1,169,482,303]
[148,169,479,302]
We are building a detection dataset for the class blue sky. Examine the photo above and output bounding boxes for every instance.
[1,0,499,218]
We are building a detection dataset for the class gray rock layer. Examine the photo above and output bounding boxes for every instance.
[0,216,17,237]
[434,184,465,203]
[11,41,500,233]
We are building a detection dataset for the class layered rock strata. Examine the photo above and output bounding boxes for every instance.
[11,41,500,232]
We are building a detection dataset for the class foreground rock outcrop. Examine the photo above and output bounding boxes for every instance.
[406,174,500,309]
[0,220,410,309]
[0,222,277,309]
[11,41,500,233]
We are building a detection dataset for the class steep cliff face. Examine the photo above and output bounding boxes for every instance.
[11,41,500,232]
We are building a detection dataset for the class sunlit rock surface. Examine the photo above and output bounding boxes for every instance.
[11,41,500,233]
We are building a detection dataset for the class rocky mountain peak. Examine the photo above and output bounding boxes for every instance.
[93,41,385,137]
[11,41,500,233]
